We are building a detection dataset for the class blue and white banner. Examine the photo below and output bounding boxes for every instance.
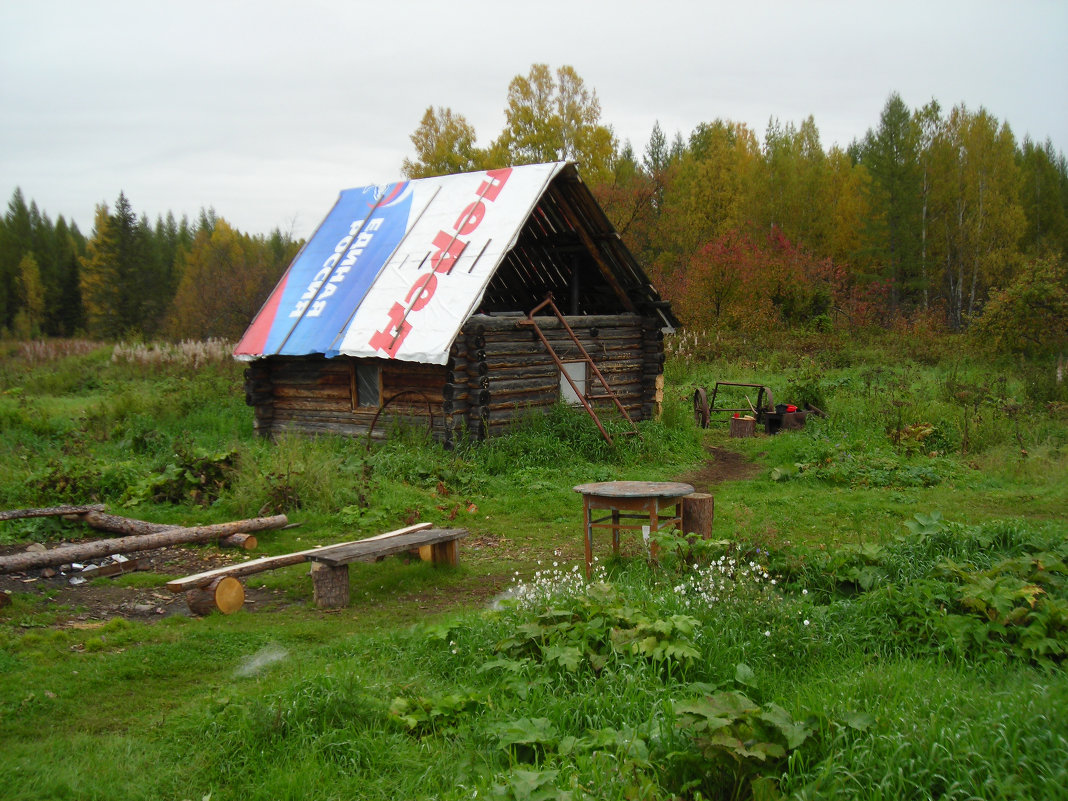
[236,162,562,365]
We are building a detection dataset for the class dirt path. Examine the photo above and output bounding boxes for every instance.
[676,445,762,493]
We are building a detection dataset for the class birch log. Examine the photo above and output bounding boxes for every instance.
[0,504,106,522]
[0,515,288,574]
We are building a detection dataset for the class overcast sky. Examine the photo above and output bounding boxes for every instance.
[3,0,1066,239]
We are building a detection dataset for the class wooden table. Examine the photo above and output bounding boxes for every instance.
[573,481,694,577]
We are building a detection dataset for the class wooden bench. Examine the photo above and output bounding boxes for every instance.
[306,528,467,609]
[166,523,467,614]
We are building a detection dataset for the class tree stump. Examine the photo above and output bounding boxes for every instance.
[682,493,715,541]
[729,417,755,437]
[185,576,245,616]
[310,562,350,609]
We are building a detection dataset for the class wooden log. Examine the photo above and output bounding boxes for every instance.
[729,417,756,438]
[466,313,644,332]
[418,539,458,565]
[165,522,433,592]
[185,575,245,615]
[0,515,289,574]
[0,504,106,522]
[682,493,715,541]
[0,591,10,608]
[219,533,258,550]
[78,512,257,550]
[443,403,470,420]
[76,511,176,536]
[310,562,350,609]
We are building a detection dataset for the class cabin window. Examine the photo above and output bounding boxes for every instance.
[350,361,380,409]
[559,361,587,406]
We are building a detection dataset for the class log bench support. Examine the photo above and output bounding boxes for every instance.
[310,562,350,610]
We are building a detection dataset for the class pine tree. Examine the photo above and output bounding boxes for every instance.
[856,93,923,312]
[80,193,152,338]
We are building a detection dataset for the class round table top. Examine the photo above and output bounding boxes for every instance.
[572,480,695,498]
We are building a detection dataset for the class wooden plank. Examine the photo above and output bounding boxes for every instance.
[308,528,467,566]
[164,522,433,592]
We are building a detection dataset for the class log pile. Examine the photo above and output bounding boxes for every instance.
[0,514,287,574]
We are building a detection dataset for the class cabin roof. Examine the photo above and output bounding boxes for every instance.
[234,162,674,365]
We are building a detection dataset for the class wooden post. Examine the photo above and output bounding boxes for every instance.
[419,540,458,565]
[682,493,715,540]
[185,576,245,616]
[310,562,350,609]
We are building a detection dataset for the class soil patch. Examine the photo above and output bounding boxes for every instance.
[0,535,509,626]
[676,445,762,493]
[0,541,278,624]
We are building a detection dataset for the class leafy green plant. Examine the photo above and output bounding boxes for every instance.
[673,690,814,801]
[124,436,235,506]
[495,579,701,676]
[388,690,486,735]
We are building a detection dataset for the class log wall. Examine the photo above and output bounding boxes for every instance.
[243,312,666,446]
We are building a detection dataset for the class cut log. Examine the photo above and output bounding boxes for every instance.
[0,515,289,574]
[0,591,10,609]
[310,562,350,609]
[729,417,755,437]
[185,576,245,615]
[0,504,106,522]
[78,512,257,551]
[418,539,459,565]
[219,533,258,550]
[74,511,178,536]
[682,493,715,541]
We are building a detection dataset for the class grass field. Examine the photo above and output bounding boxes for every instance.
[0,334,1065,800]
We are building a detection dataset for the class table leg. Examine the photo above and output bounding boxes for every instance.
[649,500,660,563]
[584,498,593,578]
[611,509,620,556]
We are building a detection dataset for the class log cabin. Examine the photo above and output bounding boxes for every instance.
[234,162,677,446]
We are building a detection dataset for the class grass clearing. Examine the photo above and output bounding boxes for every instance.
[0,332,1065,799]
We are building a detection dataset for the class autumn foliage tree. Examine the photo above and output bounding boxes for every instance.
[970,256,1068,355]
[165,220,299,341]
[656,227,839,333]
[401,107,485,179]
[2,78,1065,343]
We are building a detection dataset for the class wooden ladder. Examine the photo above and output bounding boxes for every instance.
[517,294,639,446]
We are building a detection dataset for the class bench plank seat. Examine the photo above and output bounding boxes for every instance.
[307,528,468,566]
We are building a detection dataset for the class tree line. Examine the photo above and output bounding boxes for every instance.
[0,190,299,342]
[2,64,1065,352]
[404,66,1068,354]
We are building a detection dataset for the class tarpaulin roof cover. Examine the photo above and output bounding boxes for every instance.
[234,162,565,366]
